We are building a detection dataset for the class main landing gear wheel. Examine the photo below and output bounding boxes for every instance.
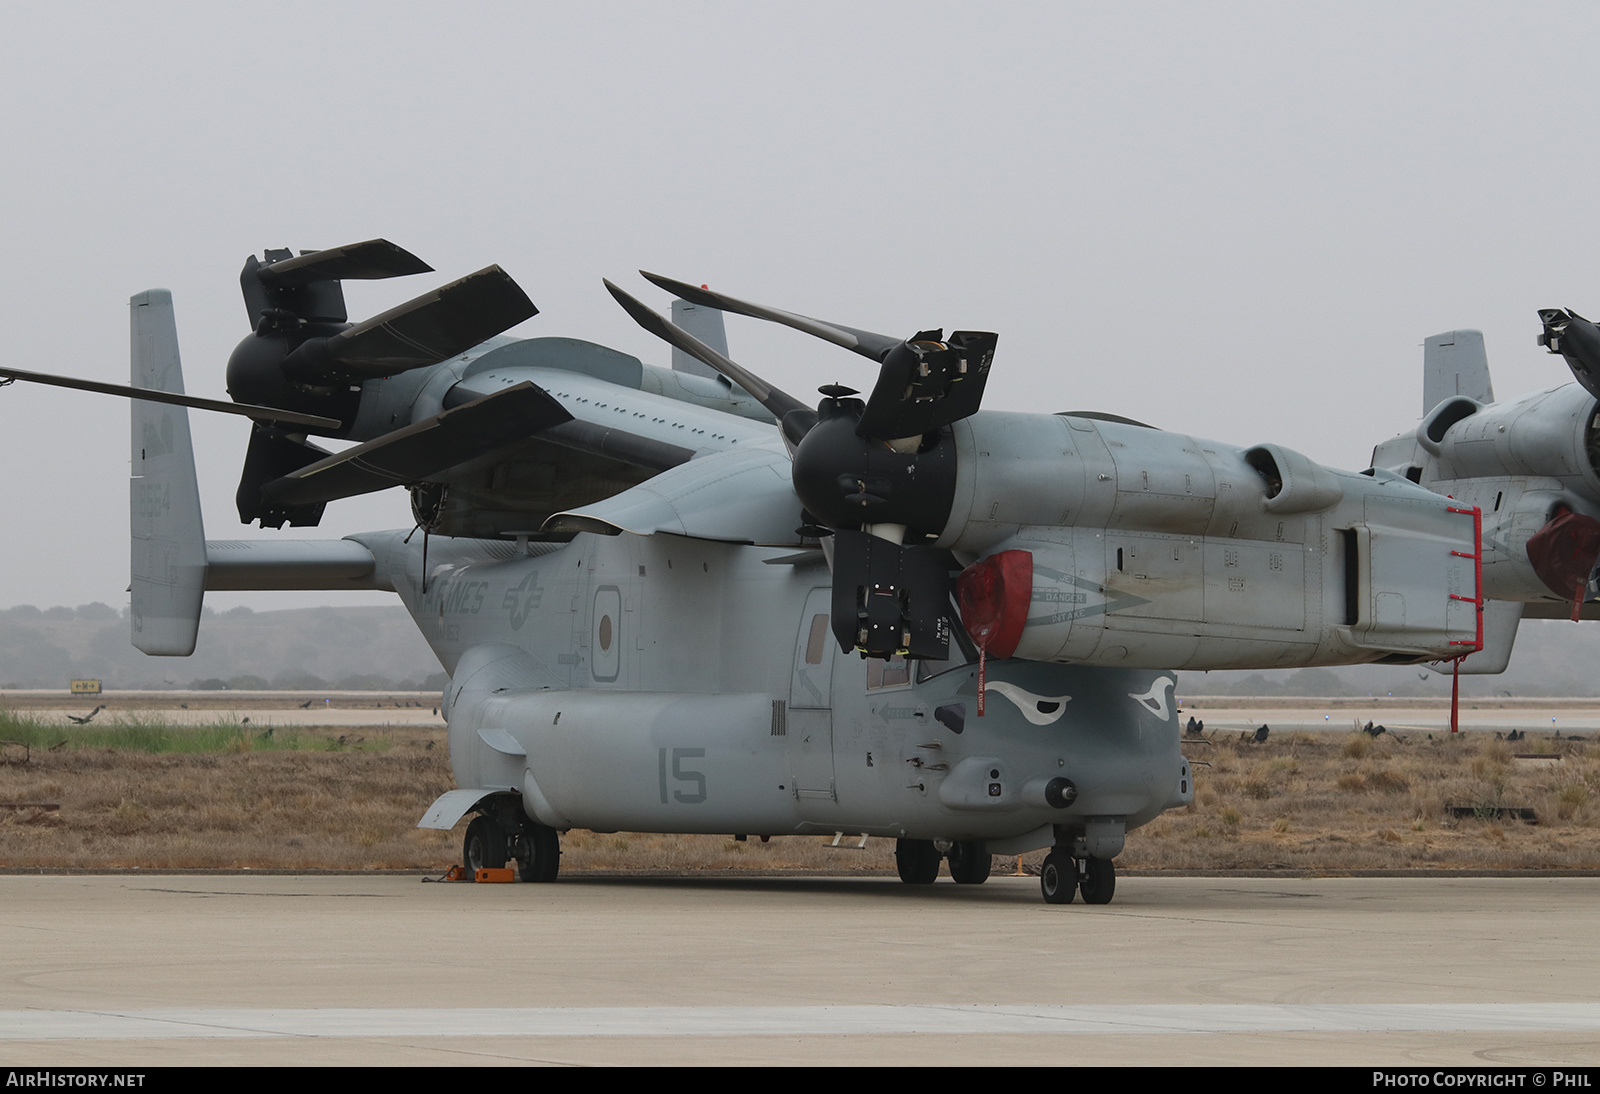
[1079,856,1116,905]
[895,838,941,884]
[463,815,507,876]
[515,823,561,883]
[1040,850,1077,904]
[947,841,991,885]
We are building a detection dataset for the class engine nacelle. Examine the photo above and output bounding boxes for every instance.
[939,410,1481,669]
[1423,385,1600,500]
[1389,386,1600,607]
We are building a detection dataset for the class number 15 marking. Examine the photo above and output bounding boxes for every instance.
[658,747,707,804]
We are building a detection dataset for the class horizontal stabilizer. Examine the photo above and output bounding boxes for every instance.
[204,539,389,592]
[263,382,573,506]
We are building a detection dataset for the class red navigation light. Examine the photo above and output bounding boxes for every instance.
[956,550,1032,659]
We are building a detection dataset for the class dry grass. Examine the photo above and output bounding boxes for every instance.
[1130,729,1600,872]
[3,716,1600,874]
[0,734,457,870]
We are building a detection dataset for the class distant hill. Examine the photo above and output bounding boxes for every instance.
[5,601,1600,698]
[0,604,443,691]
[1180,618,1600,698]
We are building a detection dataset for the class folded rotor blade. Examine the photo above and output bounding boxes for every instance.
[637,274,994,440]
[1538,308,1600,401]
[0,365,340,430]
[238,427,333,529]
[603,279,816,445]
[856,330,996,440]
[284,265,538,381]
[262,381,572,506]
[639,272,902,362]
[254,239,434,285]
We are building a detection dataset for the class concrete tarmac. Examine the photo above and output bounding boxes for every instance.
[2,873,1599,1066]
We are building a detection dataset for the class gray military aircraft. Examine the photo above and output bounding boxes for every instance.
[1370,313,1600,675]
[2,240,1490,904]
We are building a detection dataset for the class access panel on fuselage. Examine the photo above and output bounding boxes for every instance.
[788,587,836,803]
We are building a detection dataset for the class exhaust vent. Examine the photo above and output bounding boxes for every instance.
[1417,396,1481,455]
[1243,444,1345,514]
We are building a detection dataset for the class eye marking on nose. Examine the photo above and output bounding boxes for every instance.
[983,681,1072,725]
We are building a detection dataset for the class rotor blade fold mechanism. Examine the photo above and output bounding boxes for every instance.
[631,274,997,659]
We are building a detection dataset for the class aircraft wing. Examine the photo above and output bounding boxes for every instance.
[543,443,801,546]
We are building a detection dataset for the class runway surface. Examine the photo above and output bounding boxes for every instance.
[2,874,1598,1066]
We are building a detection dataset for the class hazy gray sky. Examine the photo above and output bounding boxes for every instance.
[4,2,1600,611]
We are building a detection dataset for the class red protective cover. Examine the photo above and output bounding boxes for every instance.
[1526,506,1600,600]
[956,549,1033,658]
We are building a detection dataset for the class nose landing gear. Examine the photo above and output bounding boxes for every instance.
[1078,854,1115,904]
[1040,849,1076,904]
[1040,847,1116,905]
[462,803,561,882]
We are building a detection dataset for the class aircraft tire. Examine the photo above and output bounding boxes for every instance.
[1079,856,1116,905]
[516,823,561,883]
[463,815,508,875]
[947,841,991,884]
[895,838,941,884]
[1040,851,1077,904]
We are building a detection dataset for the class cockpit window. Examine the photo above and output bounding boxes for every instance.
[804,614,830,665]
[866,654,911,690]
[915,647,975,683]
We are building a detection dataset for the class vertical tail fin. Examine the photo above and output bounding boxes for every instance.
[1422,330,1494,414]
[669,297,730,380]
[129,289,207,655]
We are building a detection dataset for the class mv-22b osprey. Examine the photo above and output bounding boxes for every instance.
[3,240,1487,905]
